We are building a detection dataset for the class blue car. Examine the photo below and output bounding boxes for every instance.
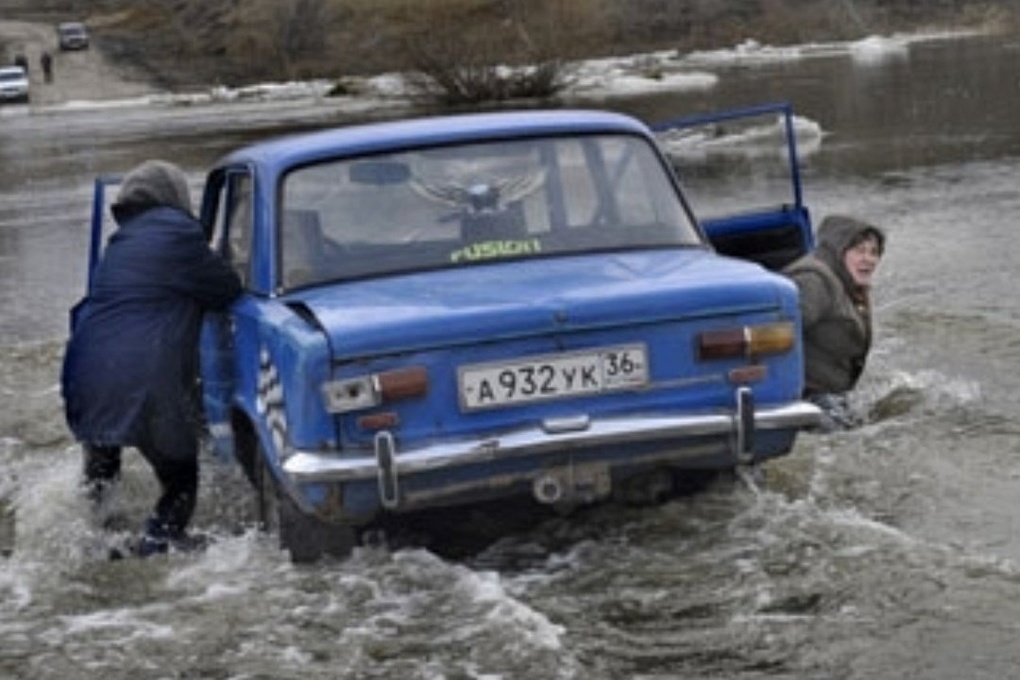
[87,104,820,561]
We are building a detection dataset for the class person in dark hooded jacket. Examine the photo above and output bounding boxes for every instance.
[783,214,885,430]
[62,159,241,555]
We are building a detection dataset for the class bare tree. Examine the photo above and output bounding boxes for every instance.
[273,0,331,78]
[395,0,568,104]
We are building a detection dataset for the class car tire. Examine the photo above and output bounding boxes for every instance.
[252,443,356,563]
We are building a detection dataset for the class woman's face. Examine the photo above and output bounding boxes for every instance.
[843,236,882,288]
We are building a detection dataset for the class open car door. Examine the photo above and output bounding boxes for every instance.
[72,176,122,333]
[653,102,815,271]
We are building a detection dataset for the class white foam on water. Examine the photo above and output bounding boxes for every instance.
[54,605,177,641]
[8,446,97,566]
[659,113,825,160]
[857,368,984,425]
[0,565,33,611]
[465,569,566,651]
[277,547,583,677]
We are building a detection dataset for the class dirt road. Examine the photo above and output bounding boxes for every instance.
[0,19,157,106]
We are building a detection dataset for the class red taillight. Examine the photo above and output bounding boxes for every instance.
[377,366,429,401]
[697,328,747,360]
[697,322,796,361]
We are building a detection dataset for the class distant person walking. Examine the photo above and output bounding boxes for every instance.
[14,53,28,74]
[41,52,53,83]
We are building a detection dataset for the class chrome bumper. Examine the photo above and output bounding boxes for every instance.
[283,398,821,489]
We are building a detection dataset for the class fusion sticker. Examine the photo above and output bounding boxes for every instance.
[450,238,542,263]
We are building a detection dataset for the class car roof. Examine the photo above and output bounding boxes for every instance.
[0,66,27,77]
[215,109,654,173]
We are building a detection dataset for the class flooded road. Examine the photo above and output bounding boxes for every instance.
[4,31,1020,679]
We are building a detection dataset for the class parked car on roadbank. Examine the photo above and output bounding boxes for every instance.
[0,65,29,103]
[83,104,820,562]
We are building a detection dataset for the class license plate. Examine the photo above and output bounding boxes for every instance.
[459,344,648,411]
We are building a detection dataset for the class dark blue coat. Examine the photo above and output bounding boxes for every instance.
[62,206,241,459]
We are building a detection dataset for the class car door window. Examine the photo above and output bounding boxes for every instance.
[226,173,254,287]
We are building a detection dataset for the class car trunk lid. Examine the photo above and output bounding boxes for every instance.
[295,249,787,358]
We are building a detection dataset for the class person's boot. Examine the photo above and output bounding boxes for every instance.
[136,516,208,557]
[135,456,202,557]
[82,445,123,527]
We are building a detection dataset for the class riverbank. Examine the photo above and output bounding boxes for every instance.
[5,0,1016,90]
[0,20,986,117]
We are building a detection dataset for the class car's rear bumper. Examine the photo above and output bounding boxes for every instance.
[282,396,821,510]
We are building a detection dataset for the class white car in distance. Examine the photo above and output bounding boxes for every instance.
[0,66,29,104]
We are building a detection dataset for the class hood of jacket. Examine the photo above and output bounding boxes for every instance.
[112,159,192,221]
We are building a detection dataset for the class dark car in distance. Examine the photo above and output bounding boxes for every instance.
[58,22,89,51]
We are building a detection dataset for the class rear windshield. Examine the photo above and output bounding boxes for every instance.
[279,133,701,289]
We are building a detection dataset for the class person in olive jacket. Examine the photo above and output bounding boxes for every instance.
[62,160,242,556]
[783,214,885,430]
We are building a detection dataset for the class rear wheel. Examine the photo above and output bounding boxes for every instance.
[250,441,356,563]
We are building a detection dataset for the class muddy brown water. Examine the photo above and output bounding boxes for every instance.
[3,31,1020,679]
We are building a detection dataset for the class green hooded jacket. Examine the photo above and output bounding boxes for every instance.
[783,215,885,395]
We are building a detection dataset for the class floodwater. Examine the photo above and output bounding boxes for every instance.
[4,31,1020,679]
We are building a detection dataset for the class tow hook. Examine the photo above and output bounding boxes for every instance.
[736,386,755,465]
[375,430,399,509]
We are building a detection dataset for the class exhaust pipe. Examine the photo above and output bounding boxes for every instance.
[532,474,564,505]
